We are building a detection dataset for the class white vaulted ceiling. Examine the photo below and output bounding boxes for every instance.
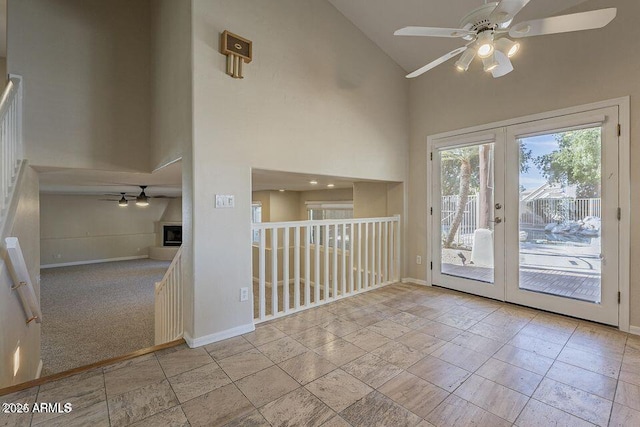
[327,0,591,73]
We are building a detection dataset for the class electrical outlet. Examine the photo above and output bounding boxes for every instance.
[416,256,422,265]
[240,287,249,302]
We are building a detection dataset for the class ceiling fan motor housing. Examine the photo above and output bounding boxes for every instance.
[460,2,501,39]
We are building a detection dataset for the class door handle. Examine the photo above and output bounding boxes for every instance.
[495,203,502,210]
[489,217,502,224]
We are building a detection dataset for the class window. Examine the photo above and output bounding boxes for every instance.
[251,202,262,243]
[306,201,353,249]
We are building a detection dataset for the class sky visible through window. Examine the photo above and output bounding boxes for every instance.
[520,134,558,191]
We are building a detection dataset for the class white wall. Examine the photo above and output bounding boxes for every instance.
[407,0,640,325]
[7,0,151,171]
[40,194,169,266]
[0,166,40,387]
[150,0,192,170]
[190,0,409,341]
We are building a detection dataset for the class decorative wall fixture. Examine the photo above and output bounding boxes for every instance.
[220,30,252,78]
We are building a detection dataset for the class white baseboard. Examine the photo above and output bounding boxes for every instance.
[41,255,149,269]
[402,277,429,286]
[36,359,43,379]
[184,323,256,348]
[629,325,640,336]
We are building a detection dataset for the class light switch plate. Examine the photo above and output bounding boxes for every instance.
[215,194,235,208]
[240,287,249,302]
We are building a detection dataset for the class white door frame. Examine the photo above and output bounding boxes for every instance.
[425,97,630,332]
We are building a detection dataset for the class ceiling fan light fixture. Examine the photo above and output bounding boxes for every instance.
[118,193,128,207]
[455,49,476,72]
[495,37,520,57]
[475,32,494,58]
[482,54,500,72]
[136,185,149,206]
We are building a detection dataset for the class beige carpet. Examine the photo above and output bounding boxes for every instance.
[40,258,170,375]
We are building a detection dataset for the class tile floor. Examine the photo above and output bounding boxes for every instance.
[2,283,639,427]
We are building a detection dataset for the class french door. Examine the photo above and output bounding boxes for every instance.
[430,106,620,325]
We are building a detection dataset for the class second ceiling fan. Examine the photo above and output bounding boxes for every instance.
[394,0,616,78]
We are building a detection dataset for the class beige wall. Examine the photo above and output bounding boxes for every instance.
[40,194,169,266]
[252,191,271,222]
[160,197,183,223]
[298,188,353,220]
[150,0,192,170]
[407,0,640,325]
[353,182,387,218]
[0,166,40,387]
[269,191,301,223]
[190,0,409,340]
[0,57,6,82]
[7,0,151,171]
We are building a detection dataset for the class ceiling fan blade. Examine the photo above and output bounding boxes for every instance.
[509,8,616,38]
[394,26,474,38]
[406,47,467,78]
[490,0,531,25]
[491,51,514,78]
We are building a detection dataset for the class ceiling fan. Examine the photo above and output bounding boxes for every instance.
[99,186,177,207]
[394,0,617,78]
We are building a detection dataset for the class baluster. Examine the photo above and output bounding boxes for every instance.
[357,222,362,291]
[314,224,320,304]
[364,222,369,290]
[349,222,354,294]
[294,226,300,310]
[377,221,382,286]
[272,227,279,316]
[305,226,311,306]
[332,223,338,299]
[384,221,389,284]
[259,228,266,320]
[283,227,290,313]
[324,224,329,301]
[341,223,346,297]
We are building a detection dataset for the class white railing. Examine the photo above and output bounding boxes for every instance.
[0,77,23,226]
[520,198,601,227]
[252,216,401,322]
[154,246,183,345]
[5,237,41,324]
[441,195,478,247]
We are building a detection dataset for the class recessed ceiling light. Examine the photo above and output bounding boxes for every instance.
[327,184,335,188]
[278,189,285,192]
[309,180,318,185]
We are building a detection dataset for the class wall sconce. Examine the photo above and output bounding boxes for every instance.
[220,30,252,78]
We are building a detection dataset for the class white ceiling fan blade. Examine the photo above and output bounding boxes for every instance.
[491,51,514,78]
[509,8,616,38]
[490,0,531,25]
[394,26,474,38]
[406,47,467,79]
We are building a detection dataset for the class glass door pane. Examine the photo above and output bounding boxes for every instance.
[518,128,602,303]
[439,143,495,284]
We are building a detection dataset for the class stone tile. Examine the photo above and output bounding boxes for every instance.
[431,342,490,372]
[272,315,319,334]
[129,406,189,427]
[519,323,572,346]
[342,328,391,352]
[620,363,640,387]
[104,358,166,397]
[243,325,287,346]
[108,379,179,427]
[168,362,231,403]
[217,348,273,381]
[433,312,479,330]
[157,347,214,378]
[454,375,529,422]
[313,338,367,366]
[546,360,617,400]
[532,378,612,426]
[257,336,308,364]
[33,401,110,427]
[205,336,254,361]
[306,369,373,412]
[321,317,362,337]
[0,387,37,427]
[476,358,543,396]
[378,371,449,418]
[342,354,403,388]
[389,312,422,326]
[182,383,254,427]
[371,341,427,369]
[425,395,511,427]
[277,351,337,385]
[467,320,523,343]
[235,365,299,407]
[340,391,422,427]
[514,399,595,427]
[367,319,411,339]
[407,355,470,392]
[222,409,270,426]
[103,353,156,374]
[451,331,503,356]
[321,415,352,427]
[615,381,640,411]
[417,322,463,341]
[293,326,340,349]
[529,312,579,334]
[508,333,564,359]
[557,346,621,379]
[395,330,447,354]
[260,387,334,427]
[609,403,640,427]
[493,344,554,376]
